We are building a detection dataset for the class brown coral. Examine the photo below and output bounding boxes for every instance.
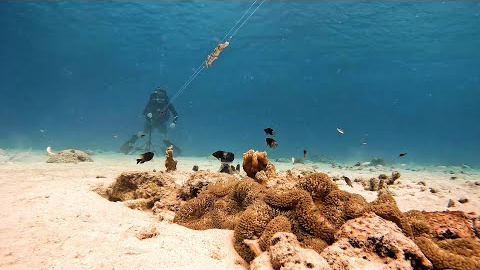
[322,189,369,228]
[258,215,292,251]
[178,171,236,201]
[368,191,412,236]
[264,189,335,242]
[165,145,177,172]
[175,178,266,232]
[295,172,338,200]
[415,237,480,269]
[422,211,477,239]
[171,170,480,269]
[387,170,401,185]
[234,201,278,262]
[243,149,269,179]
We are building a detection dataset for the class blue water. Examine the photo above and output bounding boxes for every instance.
[1,1,479,166]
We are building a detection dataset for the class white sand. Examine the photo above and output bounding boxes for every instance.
[0,150,479,269]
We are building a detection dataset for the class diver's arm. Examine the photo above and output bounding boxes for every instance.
[169,105,178,118]
[168,101,178,123]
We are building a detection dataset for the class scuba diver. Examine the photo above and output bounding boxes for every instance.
[120,88,181,155]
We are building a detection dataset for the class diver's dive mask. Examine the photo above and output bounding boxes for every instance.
[150,89,167,103]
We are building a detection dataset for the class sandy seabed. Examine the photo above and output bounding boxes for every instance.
[0,150,479,269]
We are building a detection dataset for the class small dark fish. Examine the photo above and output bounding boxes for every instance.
[192,165,199,171]
[264,128,275,136]
[236,164,240,171]
[399,153,407,157]
[342,176,353,188]
[140,134,145,138]
[266,138,277,148]
[137,151,154,164]
[219,163,232,174]
[303,150,307,159]
[212,150,235,162]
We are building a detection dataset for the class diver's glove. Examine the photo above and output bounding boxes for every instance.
[146,113,153,119]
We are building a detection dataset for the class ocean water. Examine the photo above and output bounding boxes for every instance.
[1,1,479,166]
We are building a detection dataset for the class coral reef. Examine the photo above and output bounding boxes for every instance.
[165,145,177,172]
[422,211,477,239]
[321,212,432,270]
[174,178,266,231]
[294,172,338,200]
[178,171,236,201]
[367,191,412,236]
[242,149,269,179]
[250,232,332,270]
[170,170,480,269]
[322,189,369,228]
[46,149,93,163]
[415,237,480,270]
[101,171,178,210]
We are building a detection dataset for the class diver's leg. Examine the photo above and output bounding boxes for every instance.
[161,123,182,155]
[120,134,139,154]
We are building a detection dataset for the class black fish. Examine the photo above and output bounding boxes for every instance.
[137,151,154,164]
[264,128,275,136]
[212,150,235,163]
[303,150,307,159]
[399,153,407,157]
[192,165,199,171]
[140,134,145,138]
[236,164,240,171]
[266,138,277,148]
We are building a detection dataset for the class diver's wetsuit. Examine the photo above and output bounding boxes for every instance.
[143,89,178,135]
[120,89,179,154]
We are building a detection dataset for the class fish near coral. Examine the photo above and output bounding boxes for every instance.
[264,128,275,136]
[212,150,234,163]
[137,151,154,164]
[343,176,353,187]
[266,138,277,148]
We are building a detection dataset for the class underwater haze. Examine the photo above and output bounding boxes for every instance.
[1,1,479,166]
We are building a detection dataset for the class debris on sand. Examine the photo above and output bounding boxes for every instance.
[100,171,178,211]
[447,199,456,208]
[135,224,160,240]
[46,146,56,156]
[46,149,93,163]
[1,148,32,162]
[458,197,469,204]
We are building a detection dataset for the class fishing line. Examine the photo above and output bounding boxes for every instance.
[161,0,266,115]
[230,0,267,39]
[220,0,258,43]
[169,63,204,102]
